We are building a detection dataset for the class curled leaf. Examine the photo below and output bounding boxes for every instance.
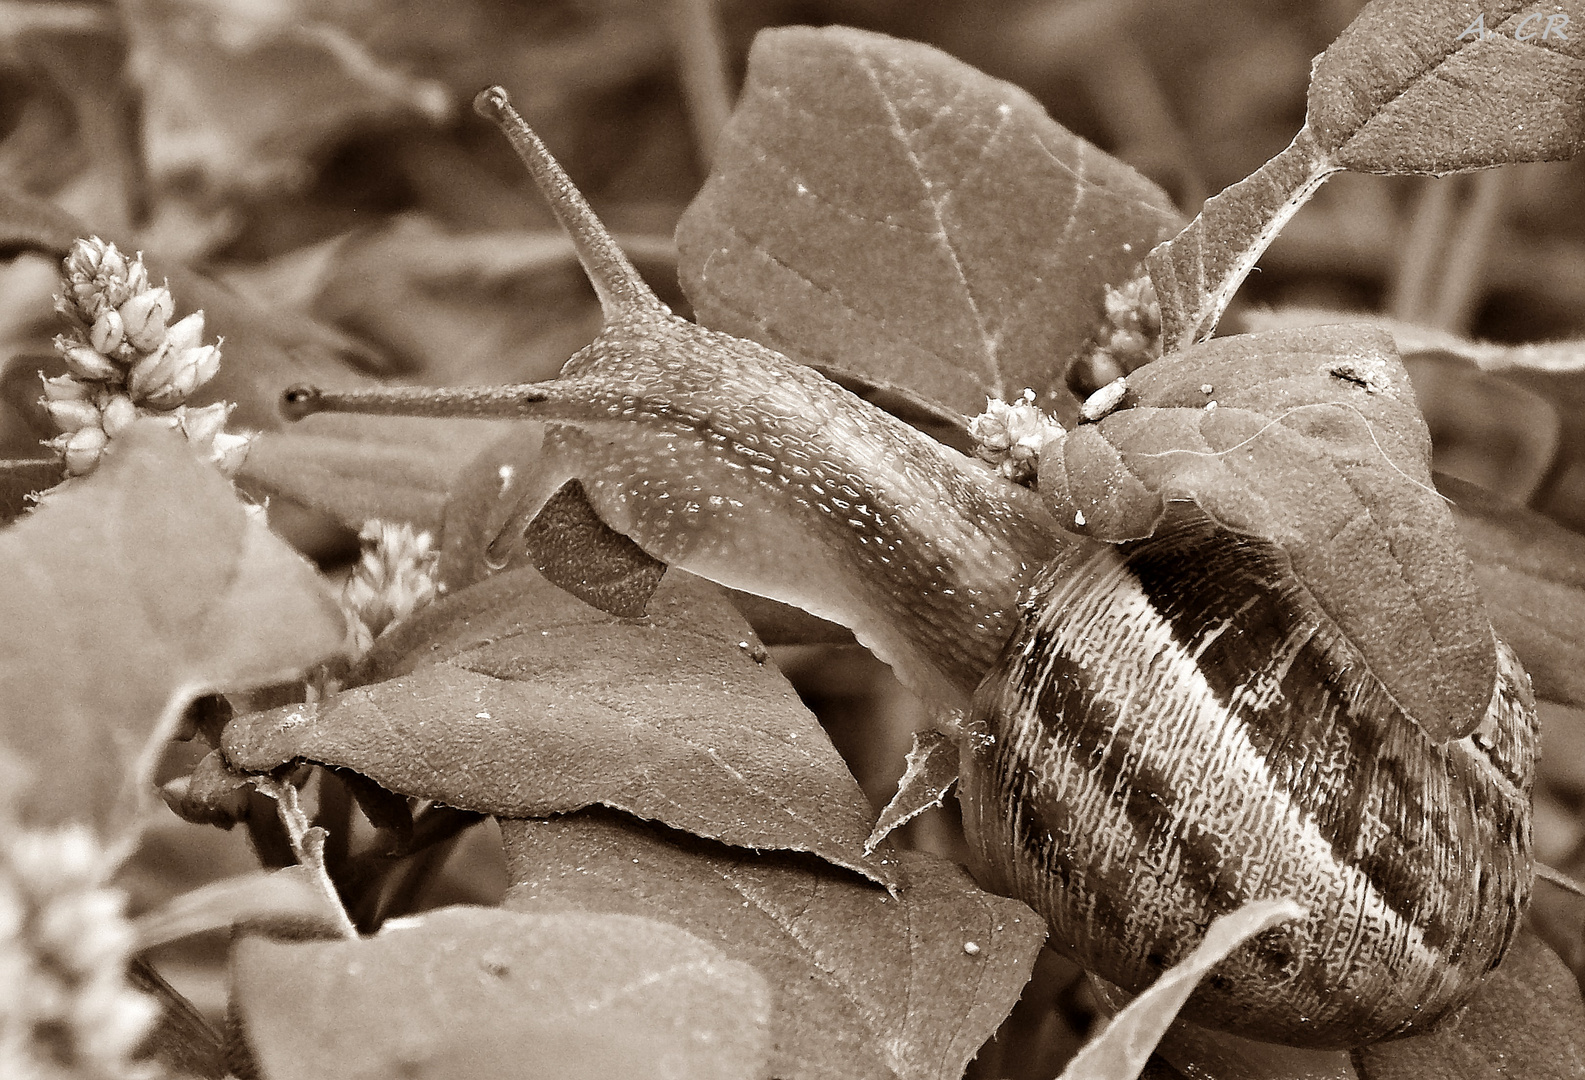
[866,729,959,854]
[1041,324,1495,739]
[1062,900,1307,1080]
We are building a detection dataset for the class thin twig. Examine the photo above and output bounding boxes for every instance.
[1431,168,1509,334]
[252,774,358,939]
[1387,175,1458,323]
[667,0,735,173]
[1538,862,1585,900]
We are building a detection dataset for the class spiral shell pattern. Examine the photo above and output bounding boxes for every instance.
[959,507,1535,1048]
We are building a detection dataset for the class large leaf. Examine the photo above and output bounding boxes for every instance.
[233,905,771,1080]
[1242,309,1585,531]
[676,26,1181,424]
[1149,0,1585,350]
[503,809,1046,1080]
[1040,324,1495,739]
[0,422,348,828]
[1307,0,1585,174]
[222,566,895,887]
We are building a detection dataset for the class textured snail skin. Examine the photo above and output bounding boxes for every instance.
[959,507,1536,1048]
[290,313,1073,713]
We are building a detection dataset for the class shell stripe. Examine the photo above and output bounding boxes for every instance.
[1118,518,1472,947]
[986,526,1457,1020]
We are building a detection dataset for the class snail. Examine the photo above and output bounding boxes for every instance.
[280,87,1536,1050]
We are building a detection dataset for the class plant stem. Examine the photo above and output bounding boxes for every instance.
[1388,175,1458,324]
[1432,169,1508,334]
[667,0,735,173]
[253,774,357,939]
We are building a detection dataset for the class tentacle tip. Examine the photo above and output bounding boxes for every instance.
[473,86,511,122]
[280,384,323,421]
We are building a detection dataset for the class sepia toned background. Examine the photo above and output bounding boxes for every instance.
[2,2,1582,1073]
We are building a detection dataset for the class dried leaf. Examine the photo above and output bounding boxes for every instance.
[1042,325,1495,739]
[503,809,1046,1080]
[1150,0,1585,349]
[1354,930,1585,1079]
[222,568,895,887]
[677,25,1181,424]
[1061,900,1306,1080]
[233,905,772,1080]
[515,478,667,618]
[1444,474,1585,708]
[866,729,958,854]
[0,422,348,828]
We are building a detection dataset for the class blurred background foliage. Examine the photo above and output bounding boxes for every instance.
[1,1,1583,1073]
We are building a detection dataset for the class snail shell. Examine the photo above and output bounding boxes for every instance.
[958,506,1535,1048]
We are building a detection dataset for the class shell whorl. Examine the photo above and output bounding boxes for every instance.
[958,507,1535,1048]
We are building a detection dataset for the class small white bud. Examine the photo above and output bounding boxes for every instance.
[88,309,124,354]
[125,258,149,297]
[64,238,119,285]
[61,426,108,475]
[130,343,220,408]
[43,398,102,434]
[207,431,252,476]
[40,374,90,402]
[100,394,139,438]
[178,401,231,445]
[187,343,221,387]
[968,392,1065,486]
[119,287,173,352]
[1080,377,1128,423]
[60,343,117,381]
[163,311,206,353]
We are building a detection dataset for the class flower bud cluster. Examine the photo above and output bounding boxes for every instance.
[968,388,1066,486]
[46,238,250,478]
[0,824,157,1080]
[341,521,441,656]
[1069,273,1163,396]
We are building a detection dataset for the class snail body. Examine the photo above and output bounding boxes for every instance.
[281,87,1539,1050]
